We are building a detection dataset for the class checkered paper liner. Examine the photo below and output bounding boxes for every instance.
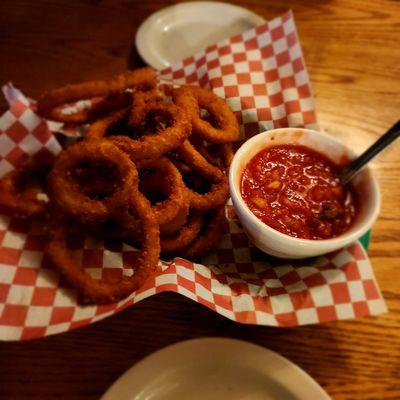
[0,11,386,340]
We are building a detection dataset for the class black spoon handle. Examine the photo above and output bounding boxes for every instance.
[341,120,400,185]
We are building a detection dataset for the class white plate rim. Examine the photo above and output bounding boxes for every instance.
[101,337,331,400]
[135,1,265,70]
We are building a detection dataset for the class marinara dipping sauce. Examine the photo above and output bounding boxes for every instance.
[241,144,358,240]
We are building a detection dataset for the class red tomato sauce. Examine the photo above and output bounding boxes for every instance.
[241,144,357,240]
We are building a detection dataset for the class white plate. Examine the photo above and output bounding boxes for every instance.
[101,338,330,400]
[135,2,265,70]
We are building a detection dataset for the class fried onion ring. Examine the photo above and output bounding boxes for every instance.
[48,140,137,224]
[0,156,53,218]
[45,184,160,304]
[172,86,239,144]
[86,102,191,162]
[175,139,224,181]
[118,157,190,235]
[37,67,156,123]
[188,176,229,211]
[50,91,132,125]
[177,164,229,212]
[179,206,226,259]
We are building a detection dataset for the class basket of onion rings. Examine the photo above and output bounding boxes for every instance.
[0,11,386,341]
[0,67,240,305]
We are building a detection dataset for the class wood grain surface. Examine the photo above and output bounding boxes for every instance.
[0,0,399,399]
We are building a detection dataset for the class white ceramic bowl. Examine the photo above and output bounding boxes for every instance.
[229,128,381,259]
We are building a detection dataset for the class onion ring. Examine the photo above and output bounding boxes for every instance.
[160,211,203,253]
[118,157,190,235]
[188,176,229,211]
[86,101,191,162]
[48,140,137,224]
[175,139,224,181]
[37,67,156,123]
[172,86,239,144]
[56,91,132,124]
[179,206,226,259]
[45,183,160,304]
[0,156,53,218]
[177,164,230,212]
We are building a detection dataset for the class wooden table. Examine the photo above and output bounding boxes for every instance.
[1,1,399,399]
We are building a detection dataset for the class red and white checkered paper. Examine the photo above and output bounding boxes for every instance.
[0,11,386,340]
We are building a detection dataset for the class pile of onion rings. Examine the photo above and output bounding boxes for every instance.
[0,68,239,304]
